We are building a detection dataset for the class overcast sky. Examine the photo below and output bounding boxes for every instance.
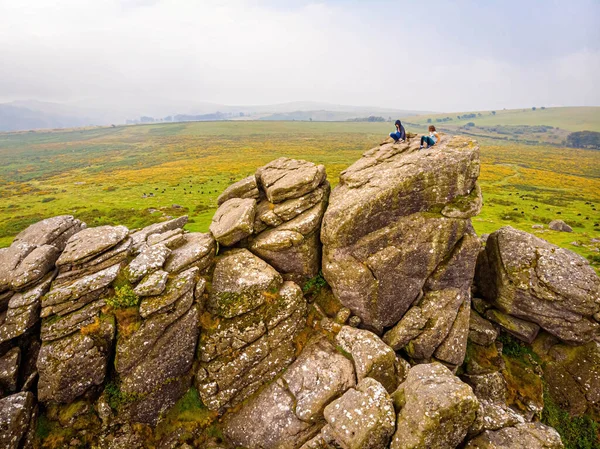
[1,0,599,114]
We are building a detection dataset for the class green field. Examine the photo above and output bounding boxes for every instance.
[1,110,599,269]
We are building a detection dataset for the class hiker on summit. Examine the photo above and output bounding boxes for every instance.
[420,125,439,149]
[389,119,406,143]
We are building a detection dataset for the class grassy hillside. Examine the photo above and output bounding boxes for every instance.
[1,119,599,269]
[405,106,600,132]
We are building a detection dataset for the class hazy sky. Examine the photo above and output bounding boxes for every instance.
[1,0,599,113]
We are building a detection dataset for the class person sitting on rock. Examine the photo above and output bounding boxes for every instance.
[420,125,439,149]
[389,119,406,143]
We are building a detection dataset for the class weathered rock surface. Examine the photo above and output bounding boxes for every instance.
[322,136,481,332]
[336,325,399,393]
[210,198,256,246]
[197,277,307,411]
[0,347,20,396]
[208,249,282,318]
[217,175,260,206]
[223,337,355,449]
[213,160,330,282]
[0,215,82,295]
[163,232,215,273]
[126,243,171,283]
[223,379,322,449]
[37,315,114,403]
[383,230,479,365]
[533,333,600,417]
[390,363,479,449]
[0,392,35,449]
[256,157,326,204]
[475,226,600,344]
[130,216,188,252]
[308,377,396,449]
[469,310,499,346]
[133,270,169,297]
[0,272,53,343]
[464,422,564,449]
[56,225,129,267]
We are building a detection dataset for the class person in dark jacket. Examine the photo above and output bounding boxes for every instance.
[389,119,406,143]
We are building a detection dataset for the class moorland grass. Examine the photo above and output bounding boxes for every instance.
[1,120,598,269]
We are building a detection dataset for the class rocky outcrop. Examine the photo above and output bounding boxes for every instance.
[475,226,600,344]
[210,157,330,282]
[548,219,572,233]
[196,249,307,411]
[322,136,481,335]
[0,142,584,449]
[37,224,127,403]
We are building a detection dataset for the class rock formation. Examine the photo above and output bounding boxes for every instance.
[1,136,596,448]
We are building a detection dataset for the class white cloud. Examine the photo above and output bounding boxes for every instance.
[0,0,598,115]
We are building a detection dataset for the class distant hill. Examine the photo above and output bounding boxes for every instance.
[0,101,112,132]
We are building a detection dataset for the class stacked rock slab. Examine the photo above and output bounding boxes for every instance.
[37,225,129,403]
[210,158,329,283]
[114,217,214,424]
[321,137,482,367]
[196,249,307,411]
[475,226,600,344]
[0,216,85,347]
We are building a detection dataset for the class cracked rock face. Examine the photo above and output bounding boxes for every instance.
[322,136,481,332]
[56,225,129,267]
[210,198,256,246]
[390,363,479,449]
[463,422,564,449]
[223,337,355,449]
[0,392,35,449]
[37,315,114,403]
[256,157,327,204]
[197,274,307,411]
[475,226,600,344]
[308,377,396,449]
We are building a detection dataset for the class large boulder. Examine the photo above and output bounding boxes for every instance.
[322,136,481,332]
[390,363,479,449]
[475,226,600,344]
[463,422,564,449]
[256,157,326,204]
[210,198,257,246]
[0,215,83,293]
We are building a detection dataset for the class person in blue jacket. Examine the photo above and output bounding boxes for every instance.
[389,119,406,143]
